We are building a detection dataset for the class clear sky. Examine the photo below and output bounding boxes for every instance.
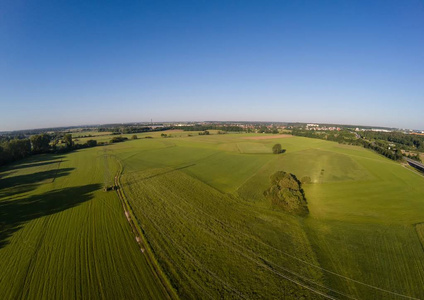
[1,0,423,131]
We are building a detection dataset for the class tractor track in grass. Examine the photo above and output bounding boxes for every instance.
[111,156,177,300]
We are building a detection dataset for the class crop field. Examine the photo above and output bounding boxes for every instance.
[2,132,424,299]
[0,148,172,299]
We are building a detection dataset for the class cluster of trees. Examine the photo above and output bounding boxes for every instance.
[360,131,424,151]
[85,140,97,147]
[198,130,210,135]
[362,141,403,160]
[0,138,31,165]
[256,126,279,134]
[292,128,356,143]
[264,171,308,215]
[110,136,128,143]
[0,133,99,167]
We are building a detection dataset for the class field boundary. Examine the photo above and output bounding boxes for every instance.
[113,157,178,300]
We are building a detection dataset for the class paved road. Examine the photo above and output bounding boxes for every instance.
[405,157,424,172]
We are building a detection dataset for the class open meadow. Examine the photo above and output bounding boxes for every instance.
[1,131,424,299]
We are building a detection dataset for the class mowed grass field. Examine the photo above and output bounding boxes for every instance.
[2,131,424,299]
[0,148,172,299]
[111,132,424,299]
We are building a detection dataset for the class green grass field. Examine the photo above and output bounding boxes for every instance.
[0,148,172,299]
[2,132,424,299]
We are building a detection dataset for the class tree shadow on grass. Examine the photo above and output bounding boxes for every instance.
[0,154,66,173]
[7,160,67,171]
[0,183,101,249]
[0,168,74,198]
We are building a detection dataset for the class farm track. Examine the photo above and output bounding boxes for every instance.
[112,156,177,300]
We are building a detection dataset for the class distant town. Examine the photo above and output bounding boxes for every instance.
[1,121,423,137]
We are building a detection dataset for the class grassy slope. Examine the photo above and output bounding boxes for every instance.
[114,137,324,299]
[3,132,424,299]
[0,148,170,299]
[115,133,424,299]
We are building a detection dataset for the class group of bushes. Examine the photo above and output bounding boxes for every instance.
[264,171,309,215]
[110,136,128,143]
[272,143,286,154]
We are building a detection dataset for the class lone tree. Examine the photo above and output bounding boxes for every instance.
[272,143,282,154]
[131,135,138,140]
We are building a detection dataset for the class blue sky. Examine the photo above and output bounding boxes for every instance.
[1,0,423,131]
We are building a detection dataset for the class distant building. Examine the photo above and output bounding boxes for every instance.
[371,129,391,132]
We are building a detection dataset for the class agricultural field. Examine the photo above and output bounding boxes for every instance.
[0,148,173,299]
[68,130,113,138]
[2,131,424,299]
[72,129,194,145]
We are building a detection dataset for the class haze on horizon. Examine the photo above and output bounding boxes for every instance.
[1,0,423,132]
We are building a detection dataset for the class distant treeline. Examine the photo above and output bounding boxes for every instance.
[359,131,424,151]
[98,126,171,134]
[177,125,244,132]
[292,129,404,161]
[0,134,98,167]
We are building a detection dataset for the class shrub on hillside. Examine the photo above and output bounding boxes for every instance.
[301,176,312,184]
[264,171,308,215]
[272,143,286,154]
[110,136,128,143]
[85,140,97,147]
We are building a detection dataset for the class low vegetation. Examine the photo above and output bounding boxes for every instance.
[264,171,309,215]
[272,143,286,154]
[110,136,128,143]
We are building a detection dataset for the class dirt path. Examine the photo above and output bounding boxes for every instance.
[112,159,177,300]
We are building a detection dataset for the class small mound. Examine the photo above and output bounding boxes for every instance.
[264,171,309,215]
